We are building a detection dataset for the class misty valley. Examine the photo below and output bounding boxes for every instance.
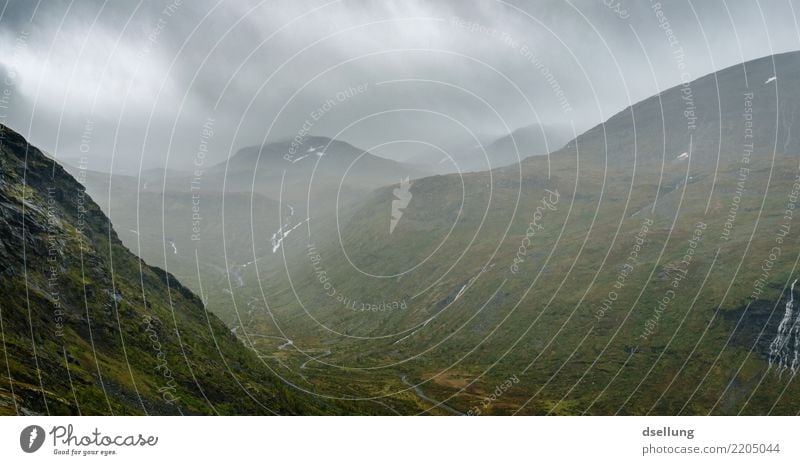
[2,2,800,422]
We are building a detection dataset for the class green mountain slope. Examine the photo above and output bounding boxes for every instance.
[237,52,800,415]
[0,124,374,415]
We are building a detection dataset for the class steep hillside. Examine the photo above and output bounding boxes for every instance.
[236,52,800,415]
[570,52,797,169]
[0,124,369,415]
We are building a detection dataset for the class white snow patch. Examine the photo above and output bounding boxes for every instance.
[765,76,777,84]
[271,219,309,253]
[453,284,469,303]
[677,152,689,160]
[393,317,434,345]
[769,279,800,376]
[291,154,310,164]
[451,265,490,303]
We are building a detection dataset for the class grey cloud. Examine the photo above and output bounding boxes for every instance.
[1,0,799,172]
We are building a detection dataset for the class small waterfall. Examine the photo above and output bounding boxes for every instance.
[768,279,800,376]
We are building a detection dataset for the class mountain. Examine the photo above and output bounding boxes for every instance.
[395,124,575,175]
[232,52,800,414]
[569,53,798,170]
[58,137,428,330]
[201,136,427,202]
[480,123,574,168]
[0,124,377,415]
[20,51,800,415]
[57,167,285,288]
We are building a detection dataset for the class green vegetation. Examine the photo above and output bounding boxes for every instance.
[0,124,387,415]
[9,51,800,415]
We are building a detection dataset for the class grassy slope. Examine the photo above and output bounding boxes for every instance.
[0,124,383,415]
[234,52,800,415]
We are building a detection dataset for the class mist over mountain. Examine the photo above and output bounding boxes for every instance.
[205,136,428,199]
[4,1,800,421]
[0,124,383,414]
[5,1,800,174]
[223,50,800,415]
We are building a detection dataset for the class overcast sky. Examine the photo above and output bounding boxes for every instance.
[2,0,800,173]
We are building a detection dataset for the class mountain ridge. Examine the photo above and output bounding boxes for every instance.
[0,123,371,415]
[231,50,800,415]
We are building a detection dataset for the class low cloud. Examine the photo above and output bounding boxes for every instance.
[1,0,799,172]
